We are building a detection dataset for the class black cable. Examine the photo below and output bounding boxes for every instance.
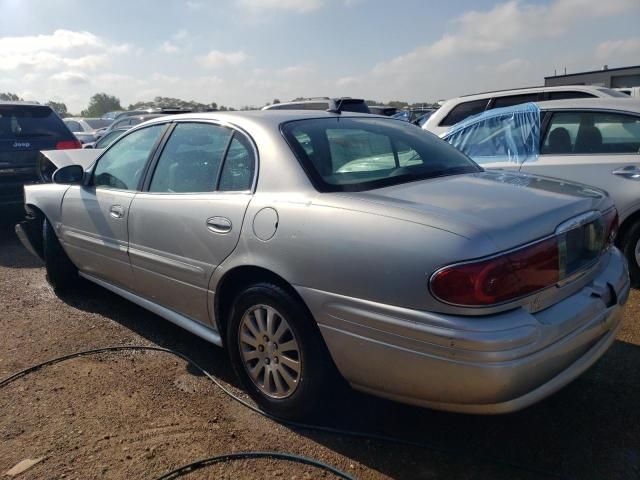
[154,451,354,480]
[0,345,571,480]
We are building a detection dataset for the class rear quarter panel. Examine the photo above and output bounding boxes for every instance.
[211,192,498,313]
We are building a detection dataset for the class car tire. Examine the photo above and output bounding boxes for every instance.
[620,221,640,288]
[226,283,334,420]
[43,218,78,292]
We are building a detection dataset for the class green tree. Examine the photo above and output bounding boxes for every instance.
[81,93,123,117]
[46,100,69,118]
[0,92,22,101]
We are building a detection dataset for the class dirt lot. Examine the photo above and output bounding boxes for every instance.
[0,209,639,480]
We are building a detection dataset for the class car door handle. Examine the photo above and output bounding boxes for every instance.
[109,205,125,219]
[206,216,232,234]
[612,165,640,180]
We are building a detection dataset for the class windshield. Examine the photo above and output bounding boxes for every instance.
[281,117,481,192]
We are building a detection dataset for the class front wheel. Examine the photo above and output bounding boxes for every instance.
[43,219,78,292]
[226,283,334,420]
[620,221,640,288]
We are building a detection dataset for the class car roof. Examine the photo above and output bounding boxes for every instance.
[0,100,42,107]
[535,98,640,113]
[457,85,613,100]
[141,110,382,130]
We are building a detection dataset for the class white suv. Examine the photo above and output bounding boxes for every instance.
[423,85,628,136]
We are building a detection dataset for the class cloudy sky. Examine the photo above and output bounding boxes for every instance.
[0,0,638,112]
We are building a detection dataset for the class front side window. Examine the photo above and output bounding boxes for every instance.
[440,99,489,127]
[149,122,232,193]
[282,117,480,192]
[542,111,640,155]
[443,104,540,163]
[93,125,165,190]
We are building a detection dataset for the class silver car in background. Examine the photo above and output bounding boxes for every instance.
[443,99,640,286]
[16,111,629,418]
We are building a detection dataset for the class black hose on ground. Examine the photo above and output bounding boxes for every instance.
[0,345,571,480]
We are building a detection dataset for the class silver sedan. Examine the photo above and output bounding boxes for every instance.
[16,111,629,419]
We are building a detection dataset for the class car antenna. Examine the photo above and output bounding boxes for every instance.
[326,98,344,114]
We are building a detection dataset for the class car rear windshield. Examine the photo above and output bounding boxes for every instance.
[281,117,481,192]
[0,105,70,140]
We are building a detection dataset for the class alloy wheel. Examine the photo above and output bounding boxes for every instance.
[238,304,301,399]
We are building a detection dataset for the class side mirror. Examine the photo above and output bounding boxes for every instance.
[52,164,84,184]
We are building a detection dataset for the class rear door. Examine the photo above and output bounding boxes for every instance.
[127,121,256,324]
[521,109,640,219]
[60,124,167,289]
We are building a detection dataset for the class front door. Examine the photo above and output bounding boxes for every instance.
[521,110,640,218]
[127,122,256,324]
[60,124,167,289]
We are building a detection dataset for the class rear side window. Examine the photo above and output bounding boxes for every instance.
[150,123,232,193]
[440,99,489,127]
[492,94,539,108]
[546,91,595,100]
[93,125,165,190]
[542,111,640,154]
[0,105,71,140]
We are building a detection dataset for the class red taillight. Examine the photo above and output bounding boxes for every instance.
[430,237,560,306]
[603,208,619,246]
[56,140,81,150]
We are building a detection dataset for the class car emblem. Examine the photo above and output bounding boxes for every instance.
[13,141,31,148]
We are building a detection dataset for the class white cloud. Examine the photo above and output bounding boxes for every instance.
[495,58,531,73]
[0,29,127,72]
[197,50,248,68]
[186,1,204,11]
[237,0,323,13]
[595,37,640,60]
[50,71,91,85]
[159,41,179,54]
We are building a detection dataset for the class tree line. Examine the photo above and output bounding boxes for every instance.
[1,92,437,118]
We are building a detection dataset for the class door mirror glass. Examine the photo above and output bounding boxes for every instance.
[53,164,84,184]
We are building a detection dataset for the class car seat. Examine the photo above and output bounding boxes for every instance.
[546,127,572,154]
[574,125,603,154]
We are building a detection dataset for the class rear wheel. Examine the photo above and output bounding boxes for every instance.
[226,283,334,420]
[620,221,640,288]
[43,219,78,292]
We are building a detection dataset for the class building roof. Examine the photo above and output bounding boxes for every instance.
[544,65,640,79]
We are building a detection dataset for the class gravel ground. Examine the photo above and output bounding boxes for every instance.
[0,208,639,480]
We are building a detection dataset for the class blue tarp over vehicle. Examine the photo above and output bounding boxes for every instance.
[443,103,541,164]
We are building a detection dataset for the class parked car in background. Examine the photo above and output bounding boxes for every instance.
[423,85,629,136]
[96,114,169,139]
[615,87,640,98]
[16,110,628,419]
[101,111,126,121]
[0,101,80,206]
[393,108,437,125]
[443,98,640,284]
[262,97,370,113]
[83,127,129,149]
[368,105,397,116]
[64,118,113,144]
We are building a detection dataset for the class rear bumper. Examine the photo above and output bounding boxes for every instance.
[297,248,629,414]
